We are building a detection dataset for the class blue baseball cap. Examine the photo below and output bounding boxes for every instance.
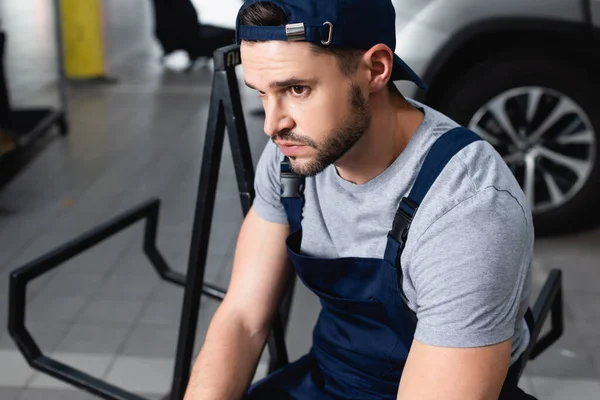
[235,0,427,90]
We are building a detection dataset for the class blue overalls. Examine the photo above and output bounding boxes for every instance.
[247,127,535,399]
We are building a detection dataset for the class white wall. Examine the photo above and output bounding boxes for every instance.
[191,0,241,29]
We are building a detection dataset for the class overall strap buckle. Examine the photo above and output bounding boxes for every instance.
[280,172,305,198]
[389,197,418,248]
[280,157,306,232]
[280,158,305,198]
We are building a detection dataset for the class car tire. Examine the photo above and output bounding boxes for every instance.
[432,51,600,237]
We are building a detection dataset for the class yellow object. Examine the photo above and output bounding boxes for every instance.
[59,0,106,79]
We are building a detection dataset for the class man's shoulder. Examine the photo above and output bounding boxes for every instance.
[420,139,530,226]
[454,135,531,221]
[405,103,532,241]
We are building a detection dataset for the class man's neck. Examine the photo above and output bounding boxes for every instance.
[334,92,425,185]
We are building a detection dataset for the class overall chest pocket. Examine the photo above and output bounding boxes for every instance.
[307,282,384,315]
[306,275,408,381]
[309,283,398,353]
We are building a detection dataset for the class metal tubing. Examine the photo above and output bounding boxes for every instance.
[529,270,564,360]
[221,50,255,213]
[10,198,161,283]
[8,276,41,361]
[8,197,181,400]
[29,356,146,400]
[169,65,229,400]
[517,269,563,380]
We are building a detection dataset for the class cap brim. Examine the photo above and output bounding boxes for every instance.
[392,54,427,90]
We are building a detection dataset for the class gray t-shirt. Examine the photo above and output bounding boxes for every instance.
[253,100,533,365]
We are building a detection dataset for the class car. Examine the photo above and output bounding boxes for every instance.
[392,0,600,236]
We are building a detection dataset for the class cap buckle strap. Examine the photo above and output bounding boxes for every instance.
[285,23,306,41]
[321,22,333,45]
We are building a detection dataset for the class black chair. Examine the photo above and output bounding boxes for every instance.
[150,0,236,66]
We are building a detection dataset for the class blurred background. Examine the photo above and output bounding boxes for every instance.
[0,0,598,399]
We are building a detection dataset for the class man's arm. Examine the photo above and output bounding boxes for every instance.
[396,339,512,400]
[184,206,292,399]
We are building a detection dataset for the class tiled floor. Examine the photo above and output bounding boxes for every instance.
[0,1,599,399]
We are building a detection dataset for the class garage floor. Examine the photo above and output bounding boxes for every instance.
[0,1,599,399]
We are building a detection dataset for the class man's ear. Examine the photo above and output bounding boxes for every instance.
[362,44,394,93]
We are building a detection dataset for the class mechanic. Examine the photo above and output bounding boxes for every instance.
[184,0,536,399]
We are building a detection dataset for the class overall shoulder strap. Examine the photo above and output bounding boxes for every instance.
[389,126,482,325]
[390,126,482,243]
[280,156,305,232]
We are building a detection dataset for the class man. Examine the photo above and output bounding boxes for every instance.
[185,0,536,399]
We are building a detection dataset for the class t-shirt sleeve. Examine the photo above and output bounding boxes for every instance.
[252,140,289,225]
[411,187,532,348]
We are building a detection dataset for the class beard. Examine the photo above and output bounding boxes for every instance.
[274,82,372,177]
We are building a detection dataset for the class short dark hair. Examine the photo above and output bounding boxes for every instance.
[238,1,402,95]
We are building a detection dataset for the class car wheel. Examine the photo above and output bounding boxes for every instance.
[433,53,600,236]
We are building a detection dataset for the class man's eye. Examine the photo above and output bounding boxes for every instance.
[290,86,307,96]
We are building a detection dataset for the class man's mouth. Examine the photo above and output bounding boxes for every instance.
[277,141,305,147]
[277,142,306,157]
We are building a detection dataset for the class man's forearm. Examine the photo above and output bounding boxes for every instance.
[184,309,268,400]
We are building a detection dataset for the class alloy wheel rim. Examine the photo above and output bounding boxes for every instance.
[468,86,596,214]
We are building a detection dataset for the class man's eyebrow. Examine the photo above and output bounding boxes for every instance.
[244,78,315,91]
[269,78,314,88]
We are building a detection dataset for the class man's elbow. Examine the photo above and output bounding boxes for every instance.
[396,338,512,400]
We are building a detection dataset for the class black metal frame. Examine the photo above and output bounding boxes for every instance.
[9,199,172,400]
[518,269,564,380]
[7,44,292,400]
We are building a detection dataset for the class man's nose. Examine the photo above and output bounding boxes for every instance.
[263,99,294,138]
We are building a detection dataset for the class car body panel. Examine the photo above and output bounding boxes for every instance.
[392,0,589,97]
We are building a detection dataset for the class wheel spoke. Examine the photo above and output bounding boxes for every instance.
[536,146,590,180]
[487,96,522,146]
[503,153,523,165]
[555,130,595,145]
[524,153,536,209]
[542,171,565,207]
[526,88,544,123]
[528,97,579,144]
